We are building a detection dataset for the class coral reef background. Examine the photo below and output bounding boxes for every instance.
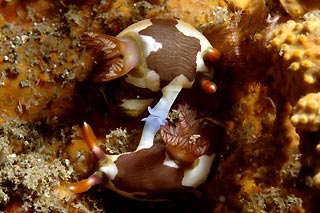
[0,0,320,212]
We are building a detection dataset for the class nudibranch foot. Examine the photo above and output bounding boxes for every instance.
[144,106,167,124]
[137,110,167,150]
[138,87,182,150]
[150,86,183,120]
[70,171,103,193]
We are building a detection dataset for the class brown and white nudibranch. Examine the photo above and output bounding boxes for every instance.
[70,18,221,200]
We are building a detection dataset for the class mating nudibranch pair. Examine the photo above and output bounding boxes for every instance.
[70,18,221,200]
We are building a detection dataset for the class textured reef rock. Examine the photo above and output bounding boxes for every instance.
[267,12,320,105]
[280,0,320,18]
[0,1,94,122]
[266,7,320,211]
[291,92,320,131]
[267,11,320,132]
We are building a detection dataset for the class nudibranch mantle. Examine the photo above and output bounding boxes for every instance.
[117,18,213,87]
[70,18,221,200]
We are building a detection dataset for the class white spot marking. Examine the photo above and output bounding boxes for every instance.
[120,98,154,117]
[163,152,179,168]
[99,155,120,180]
[139,35,162,57]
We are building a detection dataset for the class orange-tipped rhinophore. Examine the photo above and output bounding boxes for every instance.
[82,122,106,161]
[70,172,103,193]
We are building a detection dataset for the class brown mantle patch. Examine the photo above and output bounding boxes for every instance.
[112,140,194,199]
[139,18,201,88]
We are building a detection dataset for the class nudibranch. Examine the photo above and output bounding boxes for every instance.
[70,18,221,200]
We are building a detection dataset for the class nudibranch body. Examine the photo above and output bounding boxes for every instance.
[70,121,217,200]
[81,18,219,120]
[70,18,221,200]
